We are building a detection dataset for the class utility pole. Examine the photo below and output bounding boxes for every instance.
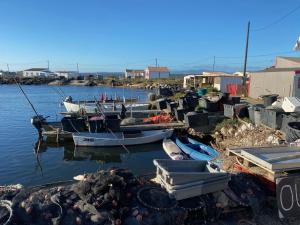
[7,64,10,73]
[76,63,79,74]
[212,56,216,72]
[243,21,250,87]
[47,60,50,70]
[155,58,158,67]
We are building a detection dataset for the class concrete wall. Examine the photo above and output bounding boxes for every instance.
[249,71,295,98]
[276,57,300,68]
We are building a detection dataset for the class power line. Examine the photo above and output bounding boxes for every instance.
[215,50,297,59]
[252,3,300,31]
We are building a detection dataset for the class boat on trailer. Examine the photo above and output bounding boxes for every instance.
[73,129,174,147]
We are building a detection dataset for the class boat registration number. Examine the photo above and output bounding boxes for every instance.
[83,138,94,142]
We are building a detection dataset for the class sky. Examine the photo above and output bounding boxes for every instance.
[0,0,300,72]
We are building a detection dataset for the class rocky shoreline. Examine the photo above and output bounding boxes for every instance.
[0,76,182,90]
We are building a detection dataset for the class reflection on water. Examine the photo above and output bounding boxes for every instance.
[31,137,168,186]
[35,139,164,163]
[0,85,163,187]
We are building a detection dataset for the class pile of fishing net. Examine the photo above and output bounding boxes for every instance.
[0,168,186,225]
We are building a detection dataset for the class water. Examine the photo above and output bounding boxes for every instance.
[0,85,168,186]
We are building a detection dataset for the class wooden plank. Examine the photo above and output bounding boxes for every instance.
[268,153,300,163]
[240,148,300,170]
[227,148,276,174]
[228,147,300,175]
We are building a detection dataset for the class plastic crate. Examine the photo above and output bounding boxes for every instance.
[184,112,209,128]
[174,108,188,121]
[156,99,167,110]
[105,115,121,132]
[224,104,248,119]
[167,102,178,112]
[260,108,285,129]
[153,159,230,200]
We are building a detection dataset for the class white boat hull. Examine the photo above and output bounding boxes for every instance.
[162,139,184,160]
[73,129,173,147]
[63,101,149,113]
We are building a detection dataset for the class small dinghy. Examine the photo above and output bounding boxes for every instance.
[187,137,219,158]
[175,138,213,161]
[73,129,173,147]
[162,138,185,160]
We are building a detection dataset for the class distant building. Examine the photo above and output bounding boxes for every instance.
[125,69,145,78]
[249,56,300,98]
[183,72,243,94]
[23,68,51,77]
[55,71,79,79]
[144,67,170,79]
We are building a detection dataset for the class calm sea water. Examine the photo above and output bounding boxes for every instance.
[0,85,168,186]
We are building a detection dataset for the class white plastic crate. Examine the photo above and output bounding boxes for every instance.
[282,97,300,112]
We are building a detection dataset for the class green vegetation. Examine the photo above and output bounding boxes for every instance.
[170,92,185,101]
[195,105,205,112]
[214,118,241,131]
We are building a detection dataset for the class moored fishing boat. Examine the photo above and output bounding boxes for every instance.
[187,137,219,158]
[73,129,173,147]
[175,138,213,161]
[63,96,149,113]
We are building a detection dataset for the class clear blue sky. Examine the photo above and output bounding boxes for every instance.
[0,0,300,72]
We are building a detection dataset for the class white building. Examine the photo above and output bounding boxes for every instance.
[125,69,145,78]
[23,68,51,77]
[144,67,170,79]
[249,56,300,98]
[55,71,79,79]
[183,72,243,93]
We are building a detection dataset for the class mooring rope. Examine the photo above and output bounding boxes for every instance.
[93,97,130,154]
[0,200,13,225]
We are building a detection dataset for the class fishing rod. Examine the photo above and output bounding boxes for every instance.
[57,86,66,97]
[13,77,40,117]
[50,86,65,100]
[93,96,130,154]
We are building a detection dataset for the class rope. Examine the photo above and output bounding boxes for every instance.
[50,194,63,215]
[13,77,39,117]
[237,219,257,225]
[0,200,13,225]
[67,118,80,134]
[137,186,177,211]
[93,97,130,154]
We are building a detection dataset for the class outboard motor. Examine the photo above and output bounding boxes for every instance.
[64,96,73,103]
[31,115,46,131]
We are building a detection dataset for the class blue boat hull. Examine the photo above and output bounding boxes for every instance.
[175,138,213,161]
[187,137,219,158]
